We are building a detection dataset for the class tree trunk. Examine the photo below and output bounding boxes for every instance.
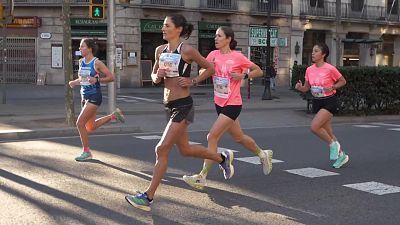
[62,0,75,126]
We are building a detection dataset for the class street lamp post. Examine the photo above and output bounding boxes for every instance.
[262,0,272,100]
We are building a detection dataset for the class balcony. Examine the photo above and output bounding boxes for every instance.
[200,0,238,11]
[141,0,184,7]
[14,0,89,6]
[251,0,291,16]
[300,0,336,18]
[300,0,400,23]
[342,3,386,21]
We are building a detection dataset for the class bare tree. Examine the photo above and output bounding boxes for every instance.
[62,0,75,126]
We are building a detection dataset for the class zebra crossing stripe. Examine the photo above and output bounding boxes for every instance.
[134,135,162,140]
[285,167,339,178]
[389,128,400,131]
[353,125,380,128]
[343,181,400,195]
[217,147,239,153]
[370,122,400,127]
[236,156,284,164]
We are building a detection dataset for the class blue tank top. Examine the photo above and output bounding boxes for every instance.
[79,57,100,96]
[159,43,191,78]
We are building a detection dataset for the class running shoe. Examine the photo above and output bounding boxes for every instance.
[219,150,234,179]
[74,152,92,161]
[112,108,126,123]
[183,174,206,190]
[260,150,273,175]
[329,141,341,160]
[125,192,152,211]
[333,151,349,169]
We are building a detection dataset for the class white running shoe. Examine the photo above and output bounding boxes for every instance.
[183,174,206,190]
[260,150,273,175]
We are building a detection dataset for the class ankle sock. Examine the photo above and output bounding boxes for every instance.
[111,114,117,121]
[199,162,213,178]
[83,147,90,152]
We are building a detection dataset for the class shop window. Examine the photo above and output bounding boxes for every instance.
[351,0,364,12]
[310,0,324,8]
[387,0,398,14]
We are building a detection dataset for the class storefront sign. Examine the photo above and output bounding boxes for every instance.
[5,17,41,28]
[249,26,279,47]
[198,22,230,31]
[198,22,230,39]
[70,18,106,26]
[141,20,163,33]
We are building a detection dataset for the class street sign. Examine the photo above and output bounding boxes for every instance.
[248,26,279,47]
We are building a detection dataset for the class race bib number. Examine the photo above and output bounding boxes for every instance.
[213,76,230,98]
[310,86,326,98]
[159,53,181,78]
[79,67,91,86]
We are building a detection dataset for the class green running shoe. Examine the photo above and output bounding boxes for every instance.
[125,192,152,211]
[329,141,341,160]
[74,152,92,162]
[333,151,349,169]
[112,108,125,123]
[183,174,206,190]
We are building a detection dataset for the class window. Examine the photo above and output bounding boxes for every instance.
[310,0,324,8]
[351,0,364,12]
[387,0,399,15]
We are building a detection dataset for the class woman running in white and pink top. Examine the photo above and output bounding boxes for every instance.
[295,43,349,169]
[183,26,274,190]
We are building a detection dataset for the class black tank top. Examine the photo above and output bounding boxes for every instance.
[159,43,191,78]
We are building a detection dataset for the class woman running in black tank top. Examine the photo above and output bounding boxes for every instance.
[125,14,235,212]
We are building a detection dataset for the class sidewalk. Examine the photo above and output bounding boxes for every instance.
[0,83,399,141]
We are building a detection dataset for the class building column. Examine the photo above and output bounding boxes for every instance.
[326,31,345,66]
[393,36,400,67]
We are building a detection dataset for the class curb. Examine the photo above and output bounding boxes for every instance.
[0,125,142,141]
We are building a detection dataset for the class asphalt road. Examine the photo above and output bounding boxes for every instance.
[1,122,399,225]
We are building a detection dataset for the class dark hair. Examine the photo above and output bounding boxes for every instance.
[168,14,194,39]
[314,43,329,62]
[218,26,237,50]
[82,38,98,56]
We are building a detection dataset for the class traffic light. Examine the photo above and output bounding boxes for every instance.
[0,4,3,23]
[0,0,14,25]
[90,0,105,19]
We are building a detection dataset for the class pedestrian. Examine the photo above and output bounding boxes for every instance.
[68,38,125,162]
[183,26,273,190]
[295,43,349,168]
[124,14,234,211]
[270,61,277,91]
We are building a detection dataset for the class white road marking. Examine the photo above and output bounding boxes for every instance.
[370,122,400,127]
[134,135,162,140]
[389,128,400,132]
[343,181,400,195]
[217,147,239,153]
[235,156,284,164]
[285,167,339,178]
[118,95,160,103]
[353,125,380,128]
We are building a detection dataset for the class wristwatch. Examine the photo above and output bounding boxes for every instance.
[191,78,198,87]
[96,76,100,83]
[243,73,249,79]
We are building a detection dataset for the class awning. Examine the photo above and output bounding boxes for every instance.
[341,38,383,44]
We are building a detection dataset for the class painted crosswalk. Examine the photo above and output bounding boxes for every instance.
[285,167,339,178]
[132,135,400,196]
[235,156,284,164]
[343,181,400,195]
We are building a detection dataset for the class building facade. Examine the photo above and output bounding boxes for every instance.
[4,0,400,87]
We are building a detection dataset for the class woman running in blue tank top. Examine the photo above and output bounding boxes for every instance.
[69,38,126,161]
